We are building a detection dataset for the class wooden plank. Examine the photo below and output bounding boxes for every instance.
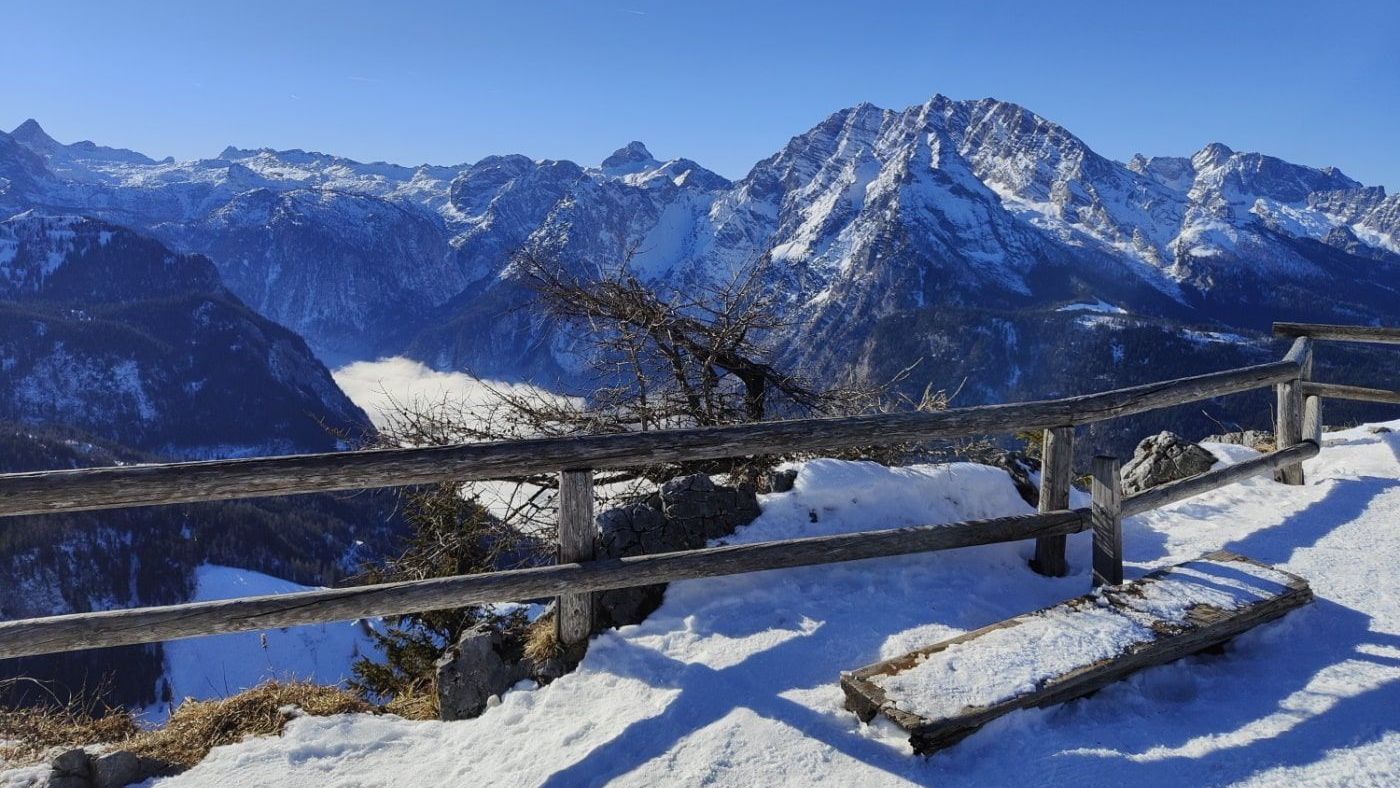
[555,470,595,645]
[0,360,1299,519]
[1300,381,1400,405]
[1031,426,1073,577]
[841,551,1312,756]
[1274,337,1311,485]
[1273,322,1400,345]
[1120,441,1318,518]
[1303,395,1322,447]
[0,510,1090,659]
[1091,456,1123,587]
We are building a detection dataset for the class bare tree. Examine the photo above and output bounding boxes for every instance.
[353,250,946,702]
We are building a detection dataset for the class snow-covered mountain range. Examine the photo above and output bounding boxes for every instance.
[6,97,1397,380]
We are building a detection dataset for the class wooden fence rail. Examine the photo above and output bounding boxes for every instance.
[0,360,1298,519]
[0,321,1391,659]
[0,510,1089,659]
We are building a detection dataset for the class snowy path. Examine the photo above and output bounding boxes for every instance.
[156,423,1400,787]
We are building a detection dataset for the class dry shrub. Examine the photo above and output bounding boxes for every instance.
[381,681,439,721]
[522,614,564,664]
[0,702,139,766]
[126,681,371,768]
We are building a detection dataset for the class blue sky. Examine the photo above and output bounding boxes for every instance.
[4,1,1397,186]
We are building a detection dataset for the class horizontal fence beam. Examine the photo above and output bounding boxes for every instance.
[0,510,1089,659]
[1300,381,1400,406]
[1273,322,1400,345]
[0,360,1298,518]
[1121,441,1320,519]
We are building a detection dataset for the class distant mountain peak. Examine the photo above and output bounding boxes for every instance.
[11,118,57,148]
[602,141,657,170]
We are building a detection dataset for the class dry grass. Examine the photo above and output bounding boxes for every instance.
[523,614,564,664]
[0,703,140,766]
[125,682,372,768]
[381,679,438,721]
[0,681,374,771]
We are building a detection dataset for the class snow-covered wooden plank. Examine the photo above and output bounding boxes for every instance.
[841,551,1312,756]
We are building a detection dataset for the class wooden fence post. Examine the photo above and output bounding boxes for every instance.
[555,469,595,645]
[1274,337,1312,485]
[1032,426,1073,577]
[1091,455,1123,587]
[1302,395,1322,448]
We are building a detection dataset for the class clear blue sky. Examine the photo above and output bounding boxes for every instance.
[4,1,1397,187]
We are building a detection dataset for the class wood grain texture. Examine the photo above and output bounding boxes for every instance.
[1274,322,1400,345]
[841,551,1313,756]
[1303,395,1323,447]
[555,470,595,645]
[1121,441,1319,519]
[1031,426,1073,577]
[0,360,1299,518]
[1091,456,1123,587]
[0,510,1090,659]
[1274,338,1311,485]
[1300,381,1400,405]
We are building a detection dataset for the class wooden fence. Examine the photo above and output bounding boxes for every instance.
[0,322,1394,662]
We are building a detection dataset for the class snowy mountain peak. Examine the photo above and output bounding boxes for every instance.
[10,118,55,148]
[603,140,655,167]
[600,141,660,176]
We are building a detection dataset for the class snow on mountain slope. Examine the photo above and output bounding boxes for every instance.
[154,565,377,718]
[157,422,1400,786]
[6,101,1399,375]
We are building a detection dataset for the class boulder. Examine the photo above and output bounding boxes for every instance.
[1202,430,1275,451]
[435,624,529,721]
[595,475,759,629]
[47,748,92,788]
[1121,432,1217,495]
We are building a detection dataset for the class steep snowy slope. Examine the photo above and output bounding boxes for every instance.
[152,421,1400,786]
[0,213,369,456]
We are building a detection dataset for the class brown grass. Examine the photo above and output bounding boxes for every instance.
[126,682,372,768]
[0,703,140,766]
[522,614,564,664]
[0,681,374,771]
[380,679,439,721]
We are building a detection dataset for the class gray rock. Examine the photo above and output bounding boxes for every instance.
[1369,425,1392,434]
[1121,431,1218,495]
[91,751,139,788]
[48,748,92,788]
[595,475,759,629]
[435,624,528,721]
[767,468,798,493]
[1202,430,1274,451]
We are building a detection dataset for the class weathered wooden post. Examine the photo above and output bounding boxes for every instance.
[1032,426,1073,577]
[1091,455,1123,587]
[1302,395,1322,448]
[1274,337,1312,485]
[555,469,595,645]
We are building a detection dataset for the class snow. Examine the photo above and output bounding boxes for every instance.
[148,422,1400,785]
[151,565,378,720]
[1056,298,1128,315]
[871,558,1295,721]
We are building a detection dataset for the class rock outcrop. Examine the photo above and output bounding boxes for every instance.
[595,475,760,629]
[1121,432,1217,495]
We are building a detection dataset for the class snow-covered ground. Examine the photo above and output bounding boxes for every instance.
[156,422,1400,786]
[149,566,378,720]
